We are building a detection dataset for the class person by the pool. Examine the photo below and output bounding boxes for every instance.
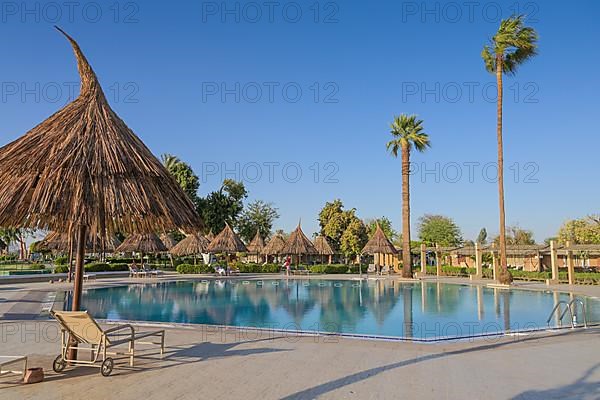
[283,256,291,275]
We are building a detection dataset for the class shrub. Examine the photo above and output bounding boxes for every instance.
[29,263,46,270]
[308,264,349,274]
[54,256,68,266]
[54,265,69,273]
[176,264,215,274]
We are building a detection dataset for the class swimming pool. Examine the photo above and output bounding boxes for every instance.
[64,279,600,341]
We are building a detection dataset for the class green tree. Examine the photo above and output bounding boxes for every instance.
[557,216,600,244]
[236,200,280,242]
[0,228,33,259]
[386,114,431,277]
[198,180,248,234]
[318,200,357,249]
[161,154,200,205]
[482,15,538,279]
[417,215,463,247]
[340,218,368,262]
[493,226,535,245]
[476,228,488,244]
[365,217,397,242]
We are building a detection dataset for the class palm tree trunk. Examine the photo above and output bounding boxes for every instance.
[496,55,508,276]
[401,142,412,278]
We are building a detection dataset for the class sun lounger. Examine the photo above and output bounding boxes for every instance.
[83,273,97,281]
[50,310,164,376]
[0,356,27,380]
[367,264,377,275]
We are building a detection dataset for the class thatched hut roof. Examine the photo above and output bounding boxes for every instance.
[282,224,318,255]
[116,233,167,253]
[170,233,210,256]
[38,231,121,252]
[313,235,335,255]
[207,223,247,253]
[247,231,265,254]
[159,233,178,250]
[0,27,201,235]
[262,234,286,255]
[361,224,398,255]
[206,230,215,241]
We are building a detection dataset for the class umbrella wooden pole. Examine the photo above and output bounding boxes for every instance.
[67,233,74,283]
[71,224,87,311]
[69,224,87,361]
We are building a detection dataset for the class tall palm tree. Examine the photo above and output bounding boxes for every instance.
[482,15,538,282]
[386,114,431,278]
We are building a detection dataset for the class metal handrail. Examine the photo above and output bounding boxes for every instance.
[547,301,575,328]
[559,299,588,328]
[547,299,589,329]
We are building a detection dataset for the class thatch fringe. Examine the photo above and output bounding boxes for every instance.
[0,27,201,235]
[159,233,178,250]
[207,223,247,253]
[170,233,210,256]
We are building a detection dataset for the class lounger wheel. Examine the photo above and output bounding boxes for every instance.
[101,358,114,377]
[52,355,66,372]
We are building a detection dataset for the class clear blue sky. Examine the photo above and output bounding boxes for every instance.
[1,0,599,242]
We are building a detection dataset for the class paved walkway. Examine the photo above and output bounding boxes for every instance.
[0,275,599,399]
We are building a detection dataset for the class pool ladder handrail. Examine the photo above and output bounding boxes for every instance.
[546,299,588,329]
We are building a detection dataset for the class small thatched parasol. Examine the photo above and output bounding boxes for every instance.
[0,27,201,311]
[39,231,121,253]
[170,233,210,260]
[282,223,318,265]
[262,234,286,256]
[361,223,397,274]
[314,235,335,264]
[247,231,265,254]
[159,233,178,250]
[207,223,247,254]
[361,223,398,255]
[117,233,167,254]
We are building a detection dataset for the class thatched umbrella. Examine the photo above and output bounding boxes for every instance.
[262,234,286,263]
[246,231,265,263]
[170,233,210,264]
[361,223,398,274]
[40,231,121,253]
[0,28,200,312]
[282,223,318,265]
[314,235,335,264]
[159,233,178,250]
[206,230,215,241]
[207,223,247,253]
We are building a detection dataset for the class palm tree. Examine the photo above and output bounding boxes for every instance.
[386,114,431,278]
[482,15,538,283]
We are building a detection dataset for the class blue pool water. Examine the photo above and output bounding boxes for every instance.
[66,279,600,340]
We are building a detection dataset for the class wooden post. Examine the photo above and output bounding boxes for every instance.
[474,243,483,279]
[566,241,574,285]
[420,243,426,274]
[491,243,498,281]
[548,240,559,285]
[69,224,87,361]
[435,244,441,277]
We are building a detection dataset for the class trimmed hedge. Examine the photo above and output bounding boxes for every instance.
[54,265,69,273]
[308,264,350,274]
[54,256,68,266]
[236,263,280,273]
[176,264,215,274]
